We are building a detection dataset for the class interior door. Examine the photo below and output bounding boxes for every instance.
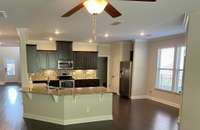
[97,57,108,87]
[4,58,18,83]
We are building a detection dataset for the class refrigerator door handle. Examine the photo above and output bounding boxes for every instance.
[120,70,125,77]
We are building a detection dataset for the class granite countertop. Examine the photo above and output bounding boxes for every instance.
[20,84,114,96]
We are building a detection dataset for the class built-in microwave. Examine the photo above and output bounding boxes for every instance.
[58,60,73,69]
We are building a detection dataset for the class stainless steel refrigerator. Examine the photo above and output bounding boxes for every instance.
[119,61,132,98]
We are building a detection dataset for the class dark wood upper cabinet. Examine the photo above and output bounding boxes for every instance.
[56,41,72,60]
[73,51,98,69]
[26,42,98,73]
[47,51,58,69]
[26,45,39,73]
[37,51,48,70]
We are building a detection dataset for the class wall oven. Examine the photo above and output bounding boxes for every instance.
[60,80,74,88]
[57,75,74,88]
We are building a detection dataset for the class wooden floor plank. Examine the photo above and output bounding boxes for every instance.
[0,84,179,130]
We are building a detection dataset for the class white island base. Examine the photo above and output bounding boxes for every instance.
[22,88,113,125]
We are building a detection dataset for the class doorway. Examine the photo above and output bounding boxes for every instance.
[97,57,108,87]
[0,47,20,85]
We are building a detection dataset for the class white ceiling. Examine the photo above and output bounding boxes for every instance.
[0,0,200,43]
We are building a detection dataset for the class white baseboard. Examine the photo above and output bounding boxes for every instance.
[24,113,112,125]
[0,81,21,85]
[24,113,64,125]
[130,95,180,109]
[148,96,180,109]
[64,115,112,125]
[131,95,148,100]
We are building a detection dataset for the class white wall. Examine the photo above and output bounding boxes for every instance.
[180,11,200,130]
[73,42,98,52]
[23,92,112,125]
[131,40,149,98]
[98,43,112,88]
[27,40,57,50]
[147,34,185,107]
[0,47,20,83]
[110,43,121,93]
[36,41,56,50]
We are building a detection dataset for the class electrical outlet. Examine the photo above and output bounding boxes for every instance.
[86,107,90,113]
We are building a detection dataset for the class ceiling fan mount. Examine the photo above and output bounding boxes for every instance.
[62,0,156,18]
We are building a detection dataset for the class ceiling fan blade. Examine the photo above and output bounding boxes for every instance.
[104,3,122,18]
[120,0,156,2]
[62,3,84,17]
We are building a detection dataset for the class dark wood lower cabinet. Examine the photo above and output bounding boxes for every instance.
[75,79,100,87]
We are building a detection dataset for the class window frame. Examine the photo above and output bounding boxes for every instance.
[155,45,186,94]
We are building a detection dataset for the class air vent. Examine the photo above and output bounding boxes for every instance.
[110,21,122,26]
[0,11,8,19]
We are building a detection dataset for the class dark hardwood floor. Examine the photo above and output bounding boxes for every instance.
[0,84,179,130]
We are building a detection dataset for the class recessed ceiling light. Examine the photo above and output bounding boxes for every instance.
[89,39,93,43]
[104,33,109,38]
[49,37,53,41]
[54,30,60,35]
[140,32,145,36]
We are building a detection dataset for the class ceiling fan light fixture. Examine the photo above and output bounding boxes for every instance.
[83,0,108,15]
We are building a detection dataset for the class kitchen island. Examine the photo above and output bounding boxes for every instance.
[21,85,113,125]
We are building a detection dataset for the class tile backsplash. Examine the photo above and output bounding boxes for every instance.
[72,70,96,79]
[29,69,97,81]
[29,70,58,81]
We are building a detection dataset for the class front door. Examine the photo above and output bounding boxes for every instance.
[4,59,18,83]
[0,47,20,85]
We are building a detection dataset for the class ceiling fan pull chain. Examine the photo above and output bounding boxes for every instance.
[92,14,97,42]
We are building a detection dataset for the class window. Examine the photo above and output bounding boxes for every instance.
[175,47,186,93]
[156,46,186,93]
[6,59,16,76]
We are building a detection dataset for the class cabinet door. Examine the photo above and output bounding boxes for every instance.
[81,52,87,69]
[88,52,98,69]
[73,52,84,69]
[38,51,48,70]
[57,43,64,60]
[56,41,72,60]
[73,51,98,69]
[73,52,79,69]
[26,45,38,73]
[84,52,97,69]
[47,52,58,69]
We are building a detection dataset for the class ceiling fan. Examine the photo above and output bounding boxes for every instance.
[62,0,156,18]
